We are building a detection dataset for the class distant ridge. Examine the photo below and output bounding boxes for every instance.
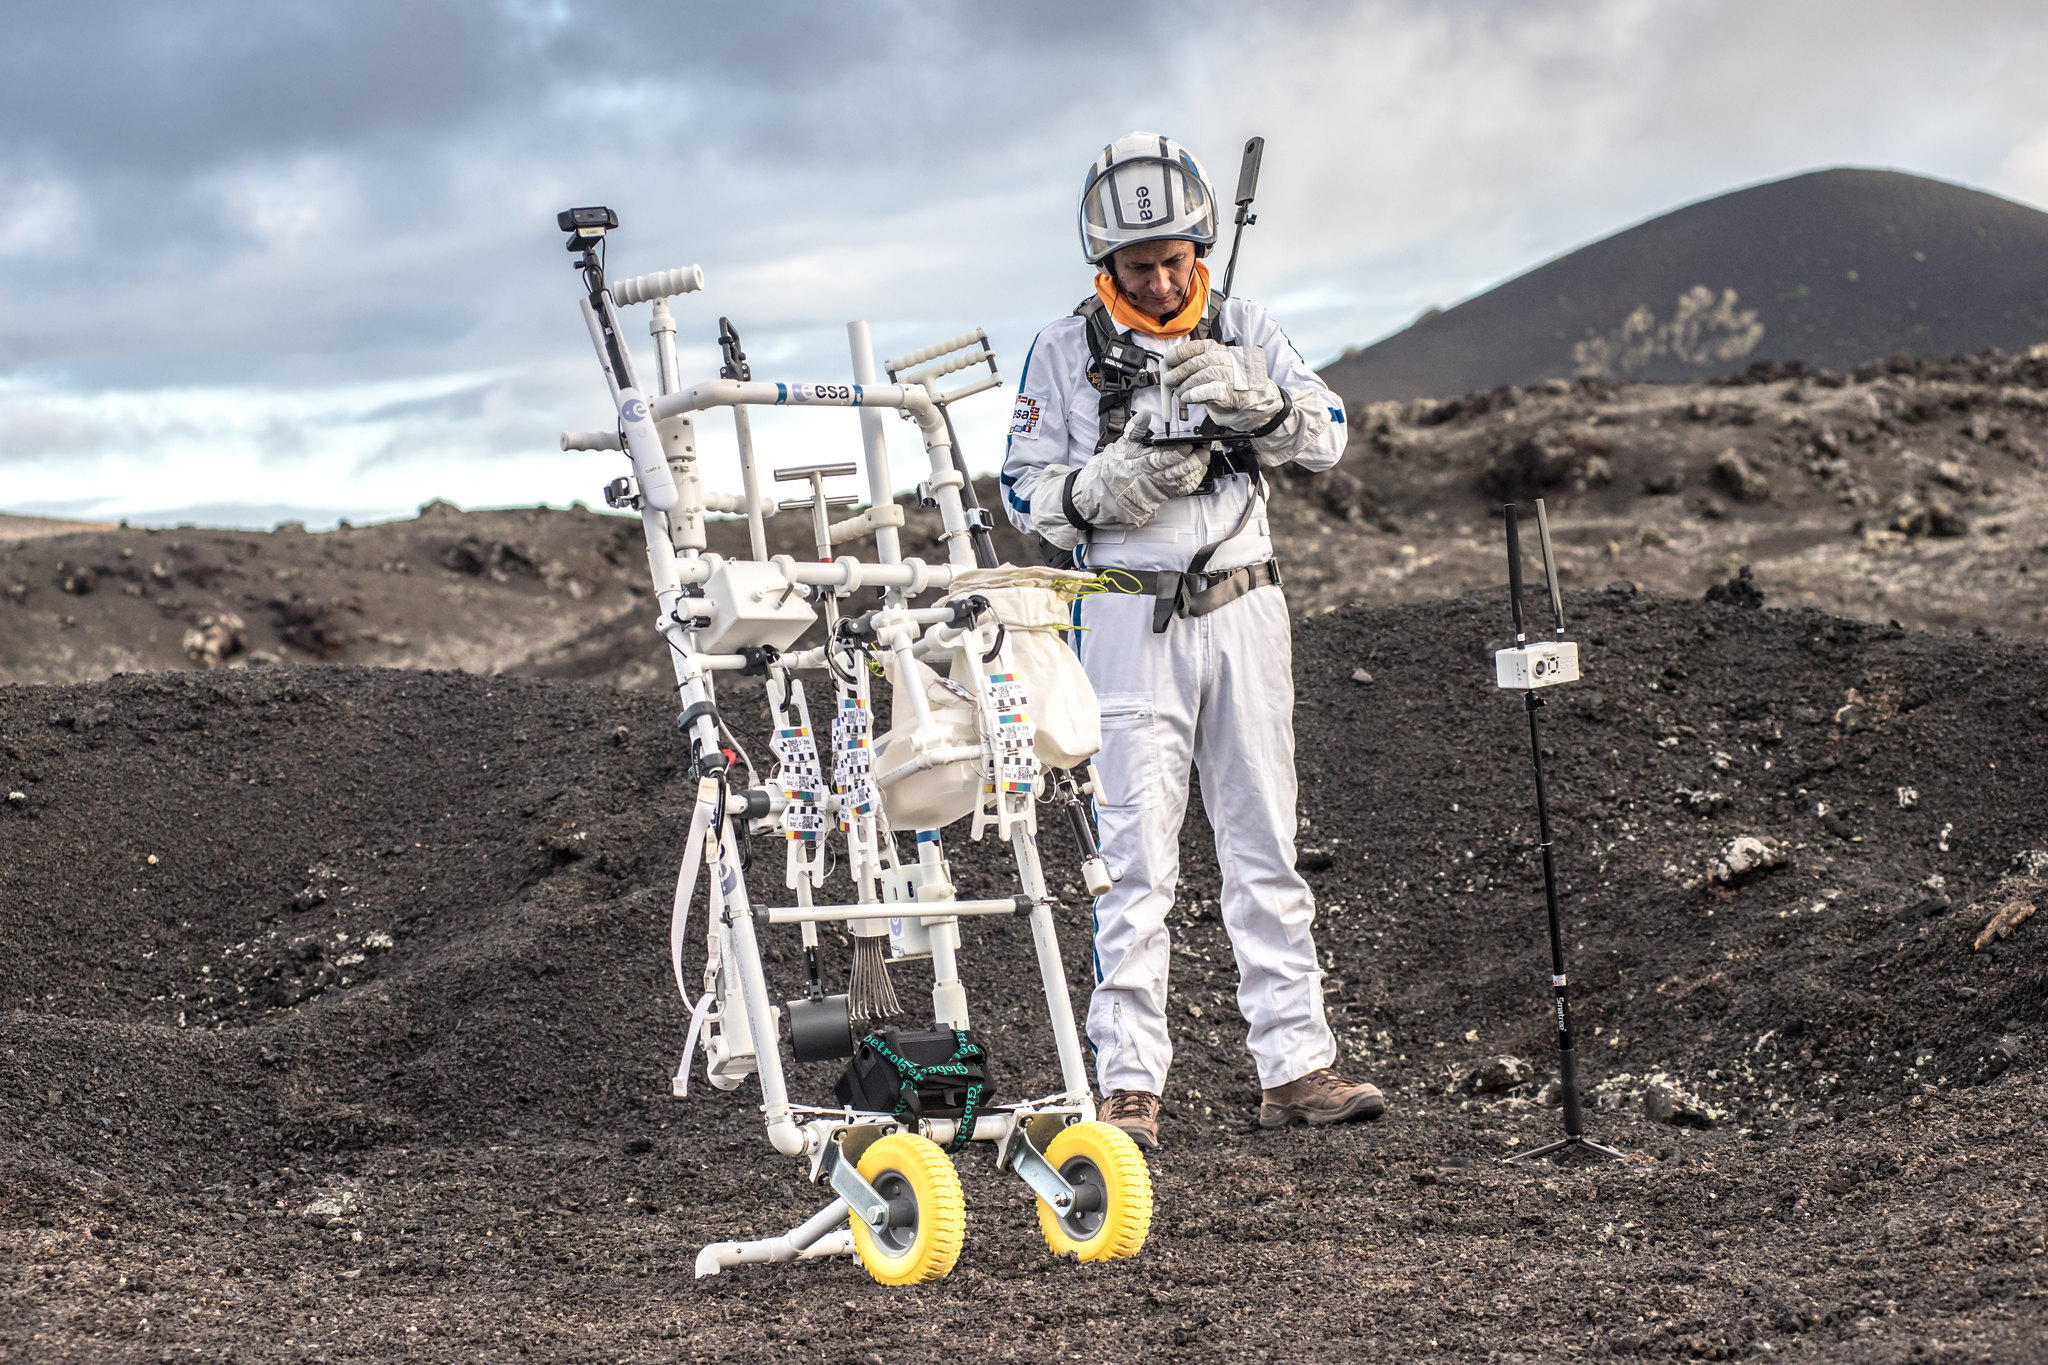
[0,512,117,543]
[1321,168,2048,403]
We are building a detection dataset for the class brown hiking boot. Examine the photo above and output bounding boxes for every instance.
[1259,1067,1387,1128]
[1099,1089,1162,1150]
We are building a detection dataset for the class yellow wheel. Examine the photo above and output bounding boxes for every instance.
[1034,1120,1152,1262]
[848,1133,965,1285]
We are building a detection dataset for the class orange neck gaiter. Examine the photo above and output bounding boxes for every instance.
[1095,259,1210,338]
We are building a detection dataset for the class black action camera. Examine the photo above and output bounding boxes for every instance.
[558,205,618,250]
[557,205,617,233]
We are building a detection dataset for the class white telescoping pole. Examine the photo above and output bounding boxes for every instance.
[1012,829,1092,1110]
[650,299,682,396]
[846,320,912,960]
[712,832,802,1155]
[733,408,769,562]
[897,390,975,571]
[847,321,903,566]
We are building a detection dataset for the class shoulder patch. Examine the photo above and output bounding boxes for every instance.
[1010,394,1043,436]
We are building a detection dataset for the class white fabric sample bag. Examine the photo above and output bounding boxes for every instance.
[939,566,1102,770]
[872,652,985,832]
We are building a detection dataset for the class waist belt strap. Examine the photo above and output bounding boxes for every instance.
[1123,560,1283,633]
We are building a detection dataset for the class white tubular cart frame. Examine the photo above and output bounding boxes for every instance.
[556,211,1115,1282]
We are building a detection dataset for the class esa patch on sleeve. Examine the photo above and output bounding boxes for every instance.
[1010,394,1042,436]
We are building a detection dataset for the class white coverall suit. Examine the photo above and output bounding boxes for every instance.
[999,295,1348,1093]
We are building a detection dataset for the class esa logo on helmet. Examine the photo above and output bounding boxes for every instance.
[620,398,647,423]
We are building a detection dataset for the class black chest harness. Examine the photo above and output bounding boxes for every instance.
[1054,294,1281,631]
[1076,294,1262,478]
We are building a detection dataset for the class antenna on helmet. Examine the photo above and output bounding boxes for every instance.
[1218,136,1264,299]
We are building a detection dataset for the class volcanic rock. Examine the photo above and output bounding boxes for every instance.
[1643,1085,1716,1129]
[1712,448,1772,502]
[1463,1055,1533,1094]
[1708,835,1788,886]
[1703,565,1765,609]
[1972,850,2048,950]
[180,612,245,669]
[1674,787,1732,816]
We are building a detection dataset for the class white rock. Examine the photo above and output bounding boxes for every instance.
[299,1188,357,1221]
[1709,836,1788,887]
[182,612,246,670]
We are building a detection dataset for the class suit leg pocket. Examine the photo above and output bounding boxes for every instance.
[1093,696,1158,810]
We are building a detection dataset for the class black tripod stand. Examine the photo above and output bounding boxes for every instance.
[1499,500,1622,1165]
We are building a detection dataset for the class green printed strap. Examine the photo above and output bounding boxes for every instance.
[859,1032,987,1145]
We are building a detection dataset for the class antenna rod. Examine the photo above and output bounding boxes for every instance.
[1534,497,1566,637]
[1219,135,1264,300]
[1503,502,1528,644]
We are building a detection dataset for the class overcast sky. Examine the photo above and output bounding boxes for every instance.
[5,0,2048,528]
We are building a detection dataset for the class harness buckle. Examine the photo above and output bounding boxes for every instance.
[1096,341,1155,391]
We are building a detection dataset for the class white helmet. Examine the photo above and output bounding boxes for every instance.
[1077,131,1218,265]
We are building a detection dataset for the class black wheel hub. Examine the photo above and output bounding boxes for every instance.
[870,1170,919,1255]
[1057,1156,1107,1239]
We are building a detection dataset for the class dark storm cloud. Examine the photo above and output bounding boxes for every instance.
[0,0,1154,391]
[1,6,517,175]
[0,0,1139,198]
[2,1,1059,172]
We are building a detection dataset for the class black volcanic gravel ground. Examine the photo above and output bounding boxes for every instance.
[4,591,2046,1362]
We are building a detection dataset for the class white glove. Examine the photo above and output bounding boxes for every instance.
[1030,412,1207,535]
[1163,339,1289,434]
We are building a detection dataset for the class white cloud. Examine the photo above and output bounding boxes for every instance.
[0,373,526,522]
[0,179,88,260]
[1998,128,2048,209]
[204,155,363,261]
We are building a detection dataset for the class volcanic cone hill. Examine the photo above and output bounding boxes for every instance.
[1323,168,2048,403]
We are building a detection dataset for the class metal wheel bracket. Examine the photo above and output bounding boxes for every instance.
[817,1128,897,1233]
[997,1112,1080,1213]
[802,1117,899,1183]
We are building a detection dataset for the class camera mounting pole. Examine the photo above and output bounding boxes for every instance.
[717,318,771,562]
[561,206,629,388]
[559,205,679,514]
[1500,499,1622,1166]
[1218,136,1263,301]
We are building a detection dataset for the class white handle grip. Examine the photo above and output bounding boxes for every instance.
[561,430,624,452]
[900,347,996,387]
[610,265,705,307]
[883,329,986,374]
[931,372,1000,405]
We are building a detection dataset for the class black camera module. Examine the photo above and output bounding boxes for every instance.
[557,205,618,234]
